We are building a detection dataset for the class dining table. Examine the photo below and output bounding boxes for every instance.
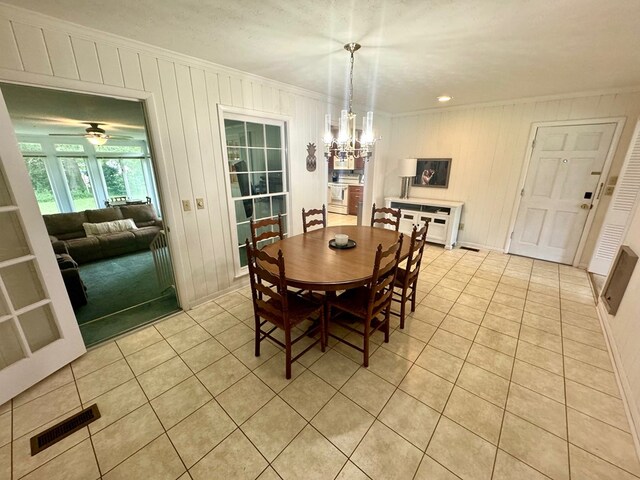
[261,225,410,291]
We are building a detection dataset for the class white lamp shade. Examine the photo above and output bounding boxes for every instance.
[398,158,417,177]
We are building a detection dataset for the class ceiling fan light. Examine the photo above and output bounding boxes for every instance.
[437,95,452,102]
[86,134,108,146]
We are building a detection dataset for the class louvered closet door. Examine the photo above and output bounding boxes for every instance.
[0,89,85,404]
[589,121,640,276]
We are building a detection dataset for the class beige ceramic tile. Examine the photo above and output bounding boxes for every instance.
[126,340,176,375]
[280,370,336,420]
[401,316,437,342]
[493,450,549,480]
[0,412,9,447]
[562,324,606,350]
[474,327,517,356]
[423,294,454,314]
[311,393,374,456]
[415,345,464,382]
[431,285,462,302]
[165,324,211,354]
[518,325,562,354]
[381,330,426,361]
[150,376,212,429]
[563,338,612,372]
[253,352,306,393]
[506,383,566,439]
[76,358,134,404]
[524,301,560,321]
[272,425,347,480]
[563,356,620,398]
[71,342,122,379]
[428,329,472,359]
[399,365,454,412]
[88,379,147,434]
[566,380,629,432]
[351,420,423,480]
[241,396,306,461]
[187,300,225,323]
[215,292,247,310]
[308,349,359,388]
[0,444,10,480]
[457,362,509,407]
[196,353,250,396]
[190,429,267,480]
[340,368,395,416]
[414,455,460,480]
[336,461,370,480]
[511,360,565,403]
[487,302,523,323]
[439,315,479,340]
[232,337,281,370]
[198,310,239,336]
[427,416,496,480]
[466,343,514,379]
[137,356,192,399]
[378,389,440,450]
[92,404,164,474]
[455,292,490,311]
[492,292,526,309]
[155,312,196,337]
[569,444,639,480]
[367,347,412,385]
[516,341,563,375]
[412,305,446,327]
[21,439,99,480]
[444,386,504,444]
[448,303,485,324]
[168,400,235,468]
[102,435,185,480]
[499,412,569,480]
[568,408,640,475]
[522,312,561,336]
[179,337,228,373]
[14,365,74,407]
[116,326,163,356]
[215,373,275,424]
[214,323,254,351]
[13,382,80,439]
[464,283,495,300]
[481,313,520,338]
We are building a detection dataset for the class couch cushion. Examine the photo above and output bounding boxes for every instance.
[43,211,88,237]
[97,231,137,253]
[132,226,161,248]
[86,207,124,224]
[120,204,158,227]
[65,236,102,263]
[83,219,137,237]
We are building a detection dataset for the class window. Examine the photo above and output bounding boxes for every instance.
[24,156,59,214]
[224,116,288,271]
[99,158,148,200]
[59,157,97,211]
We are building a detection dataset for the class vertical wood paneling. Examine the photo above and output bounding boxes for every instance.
[157,59,206,300]
[230,76,243,107]
[96,44,123,87]
[70,37,102,83]
[217,74,232,105]
[251,82,263,111]
[0,19,22,70]
[241,79,253,109]
[41,30,78,79]
[118,48,143,90]
[11,23,51,75]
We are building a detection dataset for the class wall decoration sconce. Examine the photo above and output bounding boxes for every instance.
[306,143,317,172]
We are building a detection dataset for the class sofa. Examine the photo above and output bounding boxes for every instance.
[44,204,163,264]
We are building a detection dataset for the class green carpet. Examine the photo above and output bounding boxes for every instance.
[74,250,179,346]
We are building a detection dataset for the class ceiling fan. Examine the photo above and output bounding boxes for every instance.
[49,122,133,146]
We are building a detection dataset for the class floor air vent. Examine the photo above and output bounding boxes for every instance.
[30,404,101,455]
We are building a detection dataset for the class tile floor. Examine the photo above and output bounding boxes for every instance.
[327,212,358,227]
[2,247,639,479]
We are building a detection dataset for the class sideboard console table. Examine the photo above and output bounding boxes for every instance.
[385,197,464,249]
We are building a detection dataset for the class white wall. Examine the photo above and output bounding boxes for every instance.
[383,92,640,258]
[0,4,390,308]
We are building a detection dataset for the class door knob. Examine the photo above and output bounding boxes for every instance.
[580,203,590,210]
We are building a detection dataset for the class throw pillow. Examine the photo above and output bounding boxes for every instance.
[82,218,138,237]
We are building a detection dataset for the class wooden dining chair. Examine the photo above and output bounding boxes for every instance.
[246,240,325,378]
[391,223,429,328]
[302,204,327,233]
[371,203,401,231]
[326,235,403,367]
[250,215,284,248]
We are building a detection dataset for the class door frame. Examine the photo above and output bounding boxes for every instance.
[504,117,626,266]
[0,71,187,312]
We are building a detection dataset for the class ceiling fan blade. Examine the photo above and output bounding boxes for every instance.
[107,135,134,140]
[49,133,87,137]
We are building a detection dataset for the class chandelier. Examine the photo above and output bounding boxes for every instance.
[323,43,376,161]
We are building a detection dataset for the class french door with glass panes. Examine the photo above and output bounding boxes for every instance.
[221,113,288,275]
[0,90,86,404]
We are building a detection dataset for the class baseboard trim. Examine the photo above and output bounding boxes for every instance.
[458,242,505,253]
[595,299,640,460]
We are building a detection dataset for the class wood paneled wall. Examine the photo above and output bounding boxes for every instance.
[0,5,387,307]
[384,92,640,260]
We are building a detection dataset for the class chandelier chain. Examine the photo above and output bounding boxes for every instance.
[348,48,354,114]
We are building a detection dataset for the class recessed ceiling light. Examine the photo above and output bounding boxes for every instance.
[437,95,452,102]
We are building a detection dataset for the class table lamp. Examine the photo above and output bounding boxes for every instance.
[398,158,417,199]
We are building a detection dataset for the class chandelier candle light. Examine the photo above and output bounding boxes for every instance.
[324,43,376,161]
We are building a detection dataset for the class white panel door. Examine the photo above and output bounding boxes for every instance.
[589,120,640,275]
[0,89,86,404]
[510,123,616,264]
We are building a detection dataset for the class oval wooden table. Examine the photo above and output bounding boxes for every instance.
[261,225,409,291]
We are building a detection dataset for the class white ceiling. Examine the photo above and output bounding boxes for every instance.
[0,82,147,139]
[5,0,640,113]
